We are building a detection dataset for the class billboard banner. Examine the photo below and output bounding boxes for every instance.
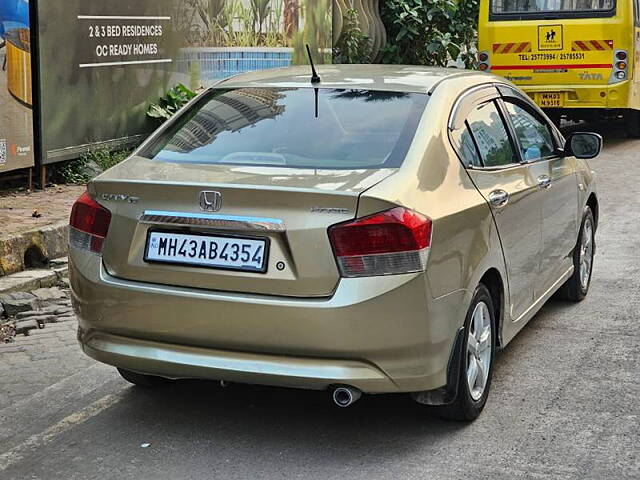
[0,0,34,174]
[36,0,332,165]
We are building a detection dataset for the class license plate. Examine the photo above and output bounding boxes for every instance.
[145,231,269,273]
[538,92,563,108]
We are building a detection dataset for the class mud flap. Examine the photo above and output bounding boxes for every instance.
[412,327,465,406]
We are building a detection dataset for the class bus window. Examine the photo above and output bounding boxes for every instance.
[491,0,616,16]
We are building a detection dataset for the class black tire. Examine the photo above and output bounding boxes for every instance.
[117,368,170,388]
[625,110,640,138]
[557,207,595,302]
[427,284,496,422]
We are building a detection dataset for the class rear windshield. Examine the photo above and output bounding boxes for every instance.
[491,0,615,15]
[142,88,428,170]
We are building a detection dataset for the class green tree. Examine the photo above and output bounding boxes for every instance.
[379,0,480,68]
[333,8,373,64]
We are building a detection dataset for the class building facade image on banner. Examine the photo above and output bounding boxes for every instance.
[0,0,34,174]
[36,0,332,165]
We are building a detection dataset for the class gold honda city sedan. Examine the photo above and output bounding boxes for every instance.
[69,65,601,421]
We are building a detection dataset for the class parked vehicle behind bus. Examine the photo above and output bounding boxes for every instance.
[478,0,640,135]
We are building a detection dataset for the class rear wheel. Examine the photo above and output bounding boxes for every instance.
[557,207,595,302]
[427,284,495,422]
[625,109,640,138]
[117,368,170,388]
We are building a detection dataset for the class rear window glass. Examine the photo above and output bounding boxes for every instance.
[142,88,428,170]
[491,0,615,14]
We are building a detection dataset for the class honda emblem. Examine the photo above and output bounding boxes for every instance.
[199,191,222,212]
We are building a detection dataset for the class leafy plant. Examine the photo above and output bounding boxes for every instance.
[54,156,92,185]
[380,0,479,69]
[180,0,289,47]
[84,148,131,171]
[147,84,197,121]
[251,0,272,34]
[53,148,131,184]
[333,8,372,64]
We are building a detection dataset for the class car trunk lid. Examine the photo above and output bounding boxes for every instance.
[94,156,396,297]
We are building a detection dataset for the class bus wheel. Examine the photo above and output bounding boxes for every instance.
[624,110,640,138]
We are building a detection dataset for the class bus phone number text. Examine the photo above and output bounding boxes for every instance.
[518,52,586,61]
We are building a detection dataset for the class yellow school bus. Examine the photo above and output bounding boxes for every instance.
[478,0,640,135]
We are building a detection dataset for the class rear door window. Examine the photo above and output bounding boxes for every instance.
[466,101,517,167]
[503,101,556,161]
[452,124,483,168]
[142,88,428,170]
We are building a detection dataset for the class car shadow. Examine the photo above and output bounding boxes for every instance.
[114,376,469,453]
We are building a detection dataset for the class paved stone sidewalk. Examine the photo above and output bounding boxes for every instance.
[0,317,93,410]
[0,279,94,410]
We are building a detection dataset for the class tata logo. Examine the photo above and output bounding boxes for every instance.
[199,191,222,212]
[579,73,603,81]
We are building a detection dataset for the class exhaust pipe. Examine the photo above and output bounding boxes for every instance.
[332,386,362,408]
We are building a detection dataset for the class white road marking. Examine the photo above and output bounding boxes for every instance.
[0,364,120,442]
[0,393,123,472]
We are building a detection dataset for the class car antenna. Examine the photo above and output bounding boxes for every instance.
[305,44,320,118]
[305,44,321,84]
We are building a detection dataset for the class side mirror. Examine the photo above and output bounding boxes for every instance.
[564,132,602,160]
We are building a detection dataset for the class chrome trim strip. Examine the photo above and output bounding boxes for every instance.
[139,211,286,232]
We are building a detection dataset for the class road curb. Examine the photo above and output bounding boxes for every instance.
[0,223,68,277]
[0,259,68,295]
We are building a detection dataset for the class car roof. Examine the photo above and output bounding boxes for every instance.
[215,64,487,94]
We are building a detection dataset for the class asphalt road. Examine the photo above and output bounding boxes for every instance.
[1,122,639,480]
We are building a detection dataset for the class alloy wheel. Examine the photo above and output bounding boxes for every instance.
[579,217,594,290]
[467,301,492,402]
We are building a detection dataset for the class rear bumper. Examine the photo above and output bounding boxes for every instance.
[80,330,397,392]
[70,248,468,394]
[521,81,630,109]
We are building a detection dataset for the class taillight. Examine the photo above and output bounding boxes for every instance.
[328,207,432,278]
[478,51,491,72]
[69,191,112,254]
[612,50,628,83]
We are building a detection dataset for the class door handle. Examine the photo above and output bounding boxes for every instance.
[537,175,552,189]
[488,189,509,208]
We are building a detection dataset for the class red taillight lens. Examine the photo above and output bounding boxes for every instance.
[69,192,112,254]
[328,207,432,278]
